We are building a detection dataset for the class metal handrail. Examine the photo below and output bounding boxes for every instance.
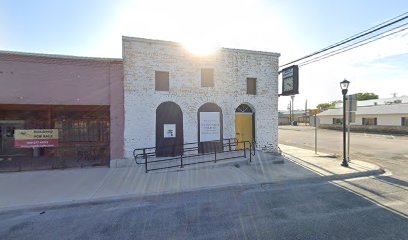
[133,138,255,173]
[133,138,238,165]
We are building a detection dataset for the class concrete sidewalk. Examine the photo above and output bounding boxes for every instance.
[0,144,384,211]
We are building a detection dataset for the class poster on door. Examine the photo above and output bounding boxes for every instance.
[200,112,220,142]
[163,124,176,138]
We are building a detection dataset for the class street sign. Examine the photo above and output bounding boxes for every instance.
[346,94,357,112]
[311,116,320,127]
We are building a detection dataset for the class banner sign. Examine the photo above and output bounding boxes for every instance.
[200,112,220,142]
[14,129,59,148]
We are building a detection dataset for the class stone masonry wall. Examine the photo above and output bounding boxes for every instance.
[123,37,280,158]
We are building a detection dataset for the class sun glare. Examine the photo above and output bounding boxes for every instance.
[182,40,219,56]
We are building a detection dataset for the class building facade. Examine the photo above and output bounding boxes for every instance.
[123,37,280,158]
[0,51,124,171]
[1,37,281,171]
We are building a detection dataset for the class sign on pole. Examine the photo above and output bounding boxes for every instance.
[311,116,320,127]
[346,94,357,123]
[345,94,357,162]
[346,94,357,112]
[347,112,356,123]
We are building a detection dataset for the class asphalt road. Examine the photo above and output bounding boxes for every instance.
[1,180,408,240]
[279,125,408,219]
[279,125,408,181]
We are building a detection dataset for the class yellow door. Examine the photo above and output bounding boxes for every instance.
[235,114,253,150]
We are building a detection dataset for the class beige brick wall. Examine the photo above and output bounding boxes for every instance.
[123,37,280,158]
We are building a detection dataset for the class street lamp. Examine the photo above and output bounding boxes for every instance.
[340,79,350,167]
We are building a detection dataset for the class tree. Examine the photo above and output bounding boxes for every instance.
[356,92,378,101]
[316,100,342,110]
[316,102,335,110]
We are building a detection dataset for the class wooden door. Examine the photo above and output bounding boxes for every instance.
[235,114,253,150]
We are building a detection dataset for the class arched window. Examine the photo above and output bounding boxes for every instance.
[236,104,253,113]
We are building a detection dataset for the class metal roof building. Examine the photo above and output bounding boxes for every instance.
[318,103,408,127]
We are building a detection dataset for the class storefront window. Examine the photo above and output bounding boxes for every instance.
[58,120,109,143]
[5,126,15,137]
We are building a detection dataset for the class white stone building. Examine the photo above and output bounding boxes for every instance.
[123,37,280,158]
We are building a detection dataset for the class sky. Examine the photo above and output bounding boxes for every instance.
[1,0,408,110]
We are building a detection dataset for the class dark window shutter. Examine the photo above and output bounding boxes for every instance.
[155,71,169,91]
[201,68,214,87]
[247,78,256,95]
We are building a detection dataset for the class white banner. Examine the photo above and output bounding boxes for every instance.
[200,112,220,142]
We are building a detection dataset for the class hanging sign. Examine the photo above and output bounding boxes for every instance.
[281,65,299,96]
[163,124,176,138]
[200,112,220,142]
[14,129,59,148]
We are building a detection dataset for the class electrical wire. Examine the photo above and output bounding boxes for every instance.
[279,12,408,68]
[298,23,408,66]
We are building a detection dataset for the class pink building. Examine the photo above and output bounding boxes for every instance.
[0,51,124,171]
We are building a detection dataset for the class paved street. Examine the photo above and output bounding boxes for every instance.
[1,179,408,240]
[279,125,408,181]
[279,125,408,218]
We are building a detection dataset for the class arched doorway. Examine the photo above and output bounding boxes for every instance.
[235,104,255,149]
[156,102,184,157]
[197,103,223,153]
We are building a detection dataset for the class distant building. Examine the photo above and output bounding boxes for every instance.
[278,109,317,125]
[335,95,408,108]
[318,103,408,134]
[278,112,290,125]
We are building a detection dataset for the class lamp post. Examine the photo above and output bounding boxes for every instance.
[340,79,350,167]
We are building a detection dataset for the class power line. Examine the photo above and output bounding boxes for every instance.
[298,25,408,67]
[297,22,408,66]
[322,11,408,47]
[280,12,408,68]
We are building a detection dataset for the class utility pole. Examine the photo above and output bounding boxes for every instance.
[348,115,351,161]
[288,101,292,123]
[291,95,295,124]
[305,99,308,125]
[314,113,318,154]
